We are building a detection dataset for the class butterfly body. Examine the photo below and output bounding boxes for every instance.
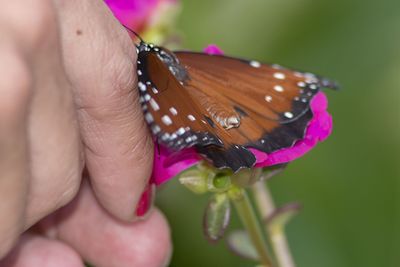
[135,41,337,171]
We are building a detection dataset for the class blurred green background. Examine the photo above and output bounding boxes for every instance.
[156,0,400,266]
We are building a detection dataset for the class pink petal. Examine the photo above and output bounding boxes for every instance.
[151,144,201,185]
[254,92,332,167]
[105,0,160,30]
[203,45,225,55]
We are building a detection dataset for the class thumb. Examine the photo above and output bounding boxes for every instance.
[54,0,153,221]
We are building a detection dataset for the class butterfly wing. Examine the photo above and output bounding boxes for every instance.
[173,52,336,170]
[137,47,335,171]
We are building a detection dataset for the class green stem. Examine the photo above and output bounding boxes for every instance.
[229,186,273,267]
[252,181,296,267]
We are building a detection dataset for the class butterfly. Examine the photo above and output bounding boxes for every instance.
[131,31,337,172]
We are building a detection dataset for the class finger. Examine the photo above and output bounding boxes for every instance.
[0,234,84,267]
[53,0,154,221]
[41,180,171,267]
[0,39,31,258]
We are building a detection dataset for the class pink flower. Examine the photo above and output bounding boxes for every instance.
[151,45,333,185]
[152,145,201,185]
[105,0,178,32]
[202,44,225,55]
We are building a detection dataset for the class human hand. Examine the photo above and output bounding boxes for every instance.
[0,0,170,266]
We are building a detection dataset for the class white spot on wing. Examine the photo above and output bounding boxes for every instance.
[138,82,146,92]
[169,107,178,115]
[161,115,172,126]
[273,72,286,80]
[249,60,261,68]
[137,70,142,76]
[149,98,159,111]
[145,113,153,123]
[274,85,284,92]
[177,127,185,135]
[188,115,196,121]
[265,95,272,102]
[297,81,306,88]
[284,112,294,119]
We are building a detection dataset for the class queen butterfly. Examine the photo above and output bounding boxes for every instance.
[132,31,337,172]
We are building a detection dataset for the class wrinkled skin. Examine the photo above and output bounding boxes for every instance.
[0,0,171,266]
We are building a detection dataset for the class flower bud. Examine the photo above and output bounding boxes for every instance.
[178,168,209,194]
[207,171,232,193]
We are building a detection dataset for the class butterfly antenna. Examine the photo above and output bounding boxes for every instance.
[122,24,145,43]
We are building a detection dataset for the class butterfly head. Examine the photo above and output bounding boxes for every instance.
[136,41,188,82]
[136,41,157,53]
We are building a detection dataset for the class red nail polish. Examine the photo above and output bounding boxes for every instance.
[135,183,155,217]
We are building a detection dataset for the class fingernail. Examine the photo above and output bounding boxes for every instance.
[135,183,156,218]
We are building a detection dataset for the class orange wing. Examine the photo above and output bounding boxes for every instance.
[137,47,336,171]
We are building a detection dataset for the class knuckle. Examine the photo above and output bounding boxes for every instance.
[78,57,137,120]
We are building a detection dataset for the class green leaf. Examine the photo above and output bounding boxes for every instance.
[203,193,231,242]
[226,230,259,261]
